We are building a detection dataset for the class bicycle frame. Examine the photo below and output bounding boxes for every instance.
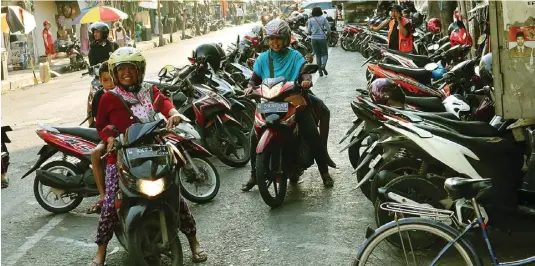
[433,198,535,266]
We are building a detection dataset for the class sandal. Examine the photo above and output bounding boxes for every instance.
[241,178,256,192]
[192,249,208,263]
[89,260,105,266]
[1,179,8,189]
[321,173,334,188]
[86,200,103,214]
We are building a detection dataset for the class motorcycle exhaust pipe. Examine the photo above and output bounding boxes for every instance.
[36,169,84,189]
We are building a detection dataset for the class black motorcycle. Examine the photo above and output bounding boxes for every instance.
[109,119,187,265]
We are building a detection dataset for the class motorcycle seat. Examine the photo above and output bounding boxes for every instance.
[378,63,432,85]
[384,48,433,67]
[444,177,492,200]
[406,111,499,137]
[54,127,101,143]
[427,112,458,120]
[405,96,445,112]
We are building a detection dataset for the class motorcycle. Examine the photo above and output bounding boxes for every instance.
[251,64,319,208]
[153,65,251,168]
[20,112,219,212]
[67,37,88,71]
[108,118,190,265]
[1,126,12,188]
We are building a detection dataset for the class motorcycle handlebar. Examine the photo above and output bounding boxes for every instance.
[178,65,196,79]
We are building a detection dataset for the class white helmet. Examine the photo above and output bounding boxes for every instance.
[442,95,470,119]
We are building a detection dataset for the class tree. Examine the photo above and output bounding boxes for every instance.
[194,2,200,36]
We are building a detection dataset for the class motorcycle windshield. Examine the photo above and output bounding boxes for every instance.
[262,77,286,88]
[125,120,165,146]
[124,145,173,180]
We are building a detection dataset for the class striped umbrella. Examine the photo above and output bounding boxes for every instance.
[73,6,128,24]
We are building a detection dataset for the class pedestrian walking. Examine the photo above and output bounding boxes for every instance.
[307,6,331,76]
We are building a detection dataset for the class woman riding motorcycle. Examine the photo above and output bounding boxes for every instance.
[241,19,336,191]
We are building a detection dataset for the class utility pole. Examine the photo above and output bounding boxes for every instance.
[157,0,165,47]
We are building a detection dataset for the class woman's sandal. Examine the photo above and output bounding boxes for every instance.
[241,179,256,192]
[89,260,105,266]
[1,179,8,189]
[86,200,103,214]
[192,249,208,263]
[321,173,334,188]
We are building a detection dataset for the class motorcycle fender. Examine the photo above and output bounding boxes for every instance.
[126,205,147,233]
[187,142,213,157]
[21,145,58,179]
[256,129,282,154]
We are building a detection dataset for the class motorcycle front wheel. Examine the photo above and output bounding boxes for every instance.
[256,150,287,208]
[206,123,250,167]
[127,214,183,266]
[178,157,220,204]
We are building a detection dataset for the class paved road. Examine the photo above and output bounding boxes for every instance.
[1,24,373,266]
[3,23,533,266]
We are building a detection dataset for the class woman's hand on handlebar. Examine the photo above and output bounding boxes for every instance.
[301,80,312,89]
[166,114,182,129]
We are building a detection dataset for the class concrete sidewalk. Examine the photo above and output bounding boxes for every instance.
[1,30,198,93]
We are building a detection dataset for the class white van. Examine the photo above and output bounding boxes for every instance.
[299,0,337,19]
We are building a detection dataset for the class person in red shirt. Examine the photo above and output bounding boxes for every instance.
[90,47,207,266]
[42,21,55,63]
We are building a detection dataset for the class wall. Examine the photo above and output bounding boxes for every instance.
[32,0,58,57]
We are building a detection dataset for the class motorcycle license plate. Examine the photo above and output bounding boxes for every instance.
[258,102,288,113]
[126,146,170,158]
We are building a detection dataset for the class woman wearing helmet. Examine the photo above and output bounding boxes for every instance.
[91,47,207,265]
[241,19,336,192]
[88,22,119,66]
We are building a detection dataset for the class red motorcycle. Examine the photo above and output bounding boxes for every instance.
[21,114,219,213]
[156,65,251,168]
[251,64,318,208]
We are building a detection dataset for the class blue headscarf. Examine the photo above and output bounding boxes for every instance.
[253,48,306,82]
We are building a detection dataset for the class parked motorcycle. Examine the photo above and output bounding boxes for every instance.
[1,126,12,188]
[153,65,251,168]
[21,112,219,212]
[67,37,88,71]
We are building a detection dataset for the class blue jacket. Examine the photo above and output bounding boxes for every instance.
[307,16,331,40]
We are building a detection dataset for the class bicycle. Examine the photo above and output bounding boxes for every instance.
[353,177,535,266]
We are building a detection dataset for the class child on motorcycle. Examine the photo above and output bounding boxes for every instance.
[90,47,207,265]
[87,61,115,214]
[242,19,336,192]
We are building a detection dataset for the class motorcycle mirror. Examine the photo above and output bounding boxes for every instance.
[158,67,168,77]
[424,62,439,71]
[303,64,319,74]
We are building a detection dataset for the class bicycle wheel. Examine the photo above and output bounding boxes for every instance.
[354,219,481,266]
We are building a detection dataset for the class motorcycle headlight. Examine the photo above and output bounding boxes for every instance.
[138,178,165,196]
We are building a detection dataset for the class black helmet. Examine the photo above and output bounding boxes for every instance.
[479,53,493,87]
[412,12,423,27]
[193,43,226,72]
[89,22,110,44]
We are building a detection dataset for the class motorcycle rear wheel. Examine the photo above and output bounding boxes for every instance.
[127,216,183,266]
[256,150,288,208]
[33,161,83,214]
[341,37,350,51]
[178,157,220,204]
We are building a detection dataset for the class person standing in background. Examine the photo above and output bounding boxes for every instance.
[80,24,90,55]
[236,5,244,25]
[307,6,331,76]
[113,22,126,47]
[42,21,55,63]
[135,21,142,41]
